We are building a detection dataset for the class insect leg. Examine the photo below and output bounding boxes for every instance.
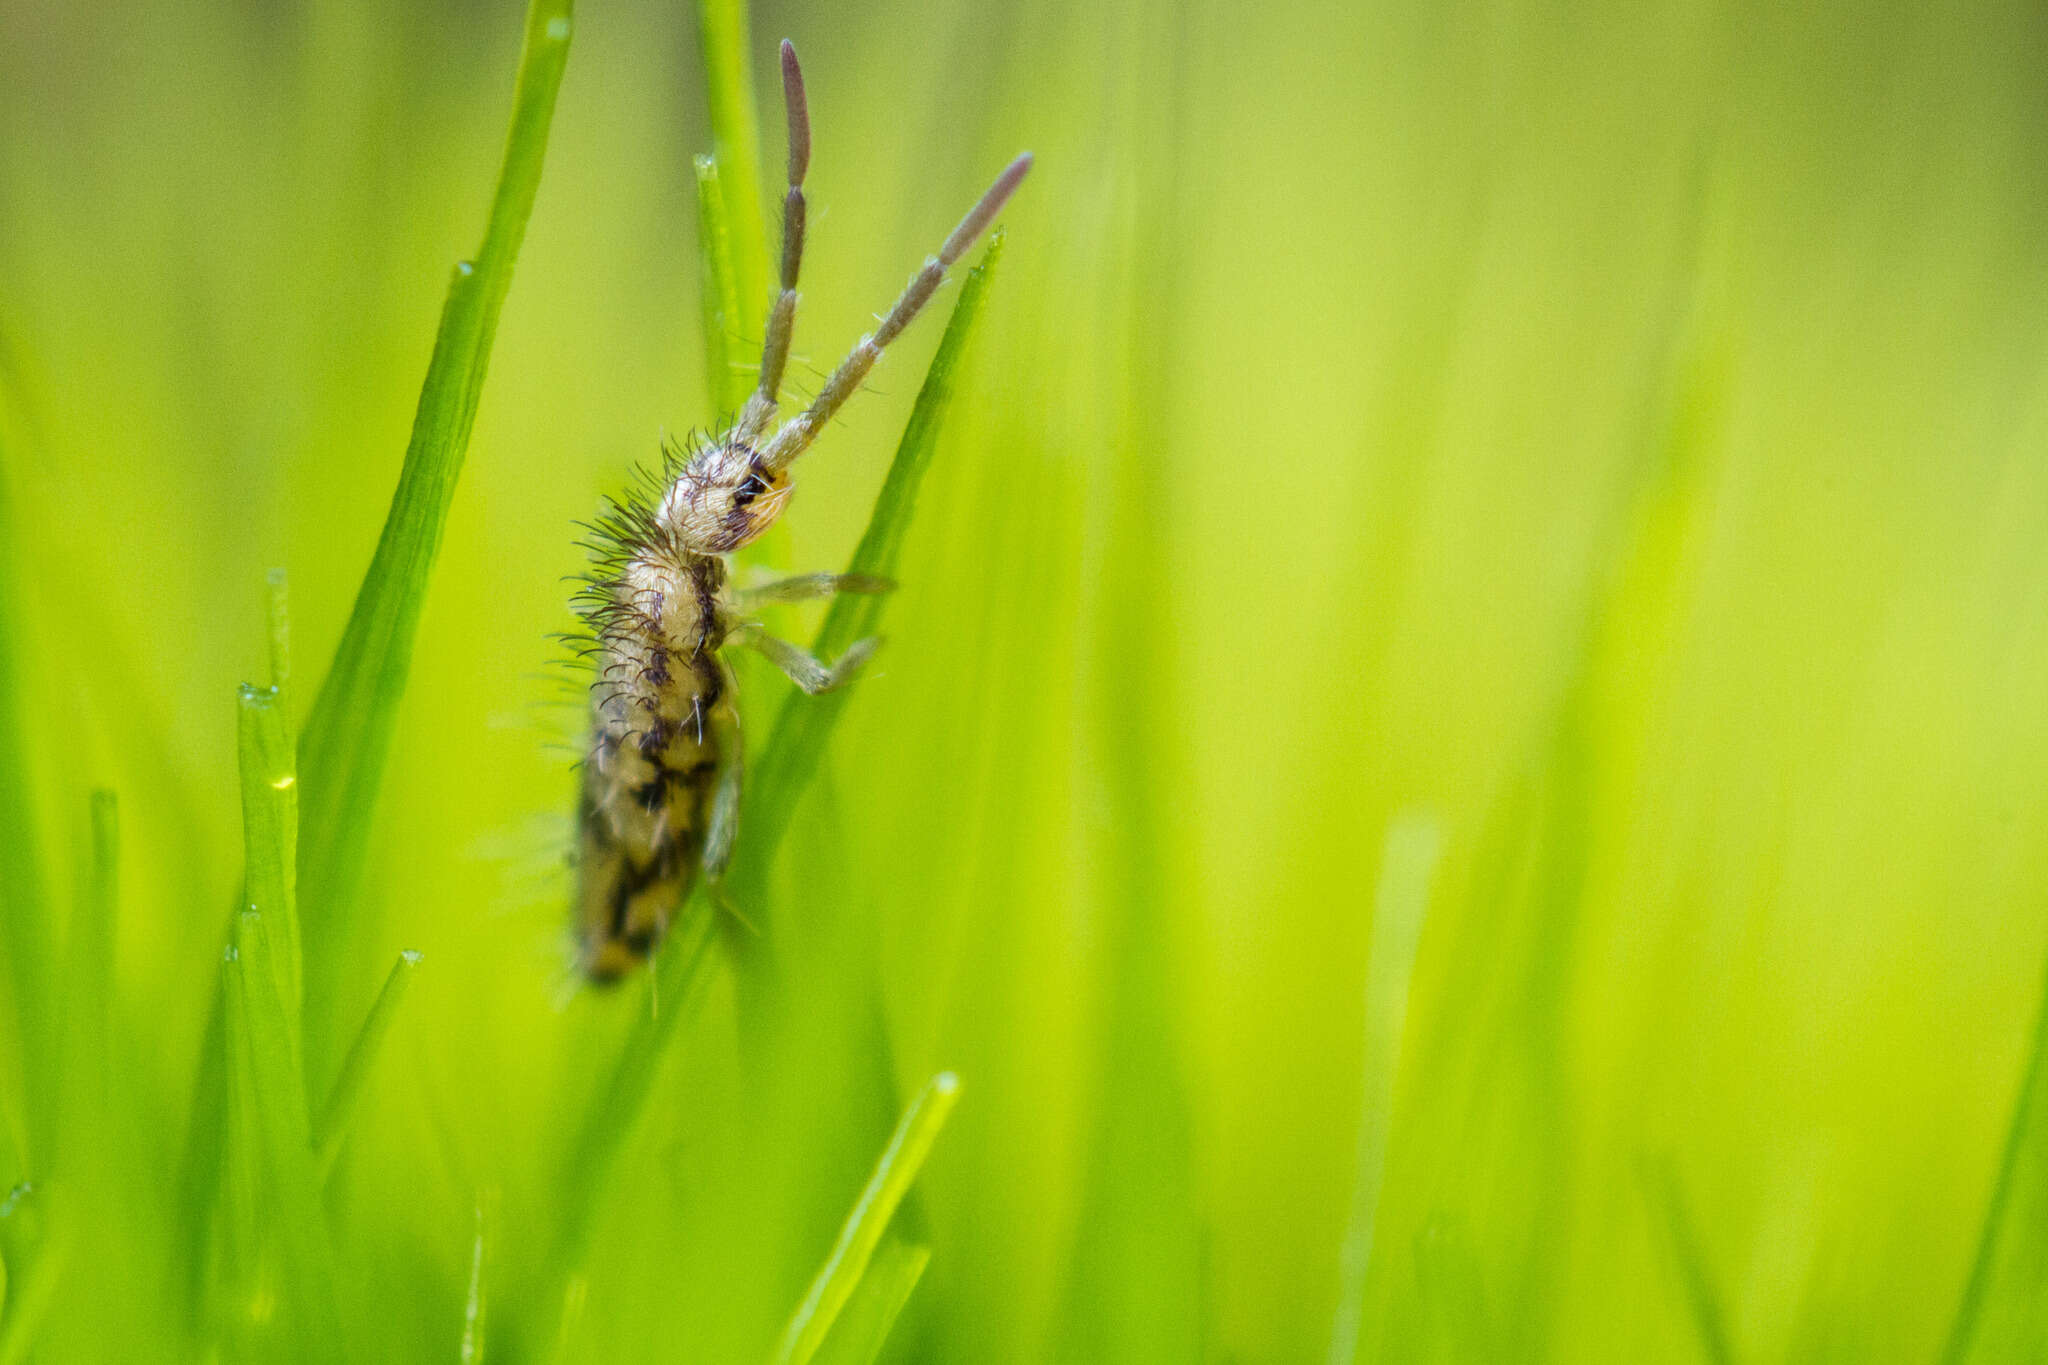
[760,151,1032,470]
[702,704,744,884]
[728,625,881,695]
[737,571,895,608]
[738,39,812,440]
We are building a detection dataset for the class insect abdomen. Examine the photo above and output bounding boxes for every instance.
[574,553,729,982]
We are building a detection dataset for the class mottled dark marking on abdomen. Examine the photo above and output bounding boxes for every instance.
[574,549,733,983]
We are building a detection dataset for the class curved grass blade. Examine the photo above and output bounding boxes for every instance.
[810,1239,930,1365]
[295,0,575,1016]
[770,1073,961,1365]
[312,949,422,1181]
[739,236,1005,890]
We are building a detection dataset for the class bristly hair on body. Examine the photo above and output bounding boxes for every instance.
[565,39,1031,983]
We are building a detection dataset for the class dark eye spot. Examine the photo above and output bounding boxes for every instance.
[732,471,770,509]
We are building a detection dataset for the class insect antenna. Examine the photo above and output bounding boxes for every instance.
[739,39,812,441]
[760,150,1033,471]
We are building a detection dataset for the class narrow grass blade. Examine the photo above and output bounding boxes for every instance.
[810,1239,930,1365]
[56,792,120,1160]
[461,1195,489,1365]
[174,574,297,1321]
[771,1073,962,1365]
[740,238,1004,885]
[223,667,347,1356]
[0,1207,64,1365]
[295,0,574,1000]
[545,1274,589,1365]
[1937,937,2048,1364]
[1642,1157,1737,1365]
[550,902,721,1276]
[1411,1213,1496,1355]
[1053,43,1203,1337]
[1327,815,1441,1365]
[216,945,263,1333]
[0,412,53,1164]
[695,156,747,418]
[693,0,768,338]
[238,686,302,1071]
[225,909,348,1360]
[312,949,421,1181]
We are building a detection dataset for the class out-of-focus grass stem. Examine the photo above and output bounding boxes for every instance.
[1937,938,2048,1365]
[1327,816,1440,1365]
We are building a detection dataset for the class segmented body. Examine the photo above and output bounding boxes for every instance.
[574,436,781,981]
[574,555,726,982]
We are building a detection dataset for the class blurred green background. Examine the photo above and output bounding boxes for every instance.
[5,0,2048,1359]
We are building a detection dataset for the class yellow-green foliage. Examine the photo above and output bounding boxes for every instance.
[2,0,2047,1359]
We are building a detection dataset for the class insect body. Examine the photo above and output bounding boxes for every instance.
[572,40,1031,982]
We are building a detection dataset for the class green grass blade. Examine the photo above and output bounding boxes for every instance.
[295,0,574,1004]
[0,1135,16,1239]
[1327,815,1441,1365]
[694,156,747,418]
[770,1073,962,1365]
[226,909,348,1360]
[0,411,52,1165]
[174,575,298,1325]
[1642,1157,1737,1365]
[461,1195,488,1365]
[1937,938,2048,1364]
[56,792,119,1161]
[693,0,768,340]
[0,1200,64,1365]
[222,666,348,1356]
[312,949,421,1181]
[550,902,721,1279]
[238,686,302,1073]
[810,1240,930,1365]
[216,945,262,1337]
[739,237,1004,887]
[544,1275,589,1365]
[174,585,299,1326]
